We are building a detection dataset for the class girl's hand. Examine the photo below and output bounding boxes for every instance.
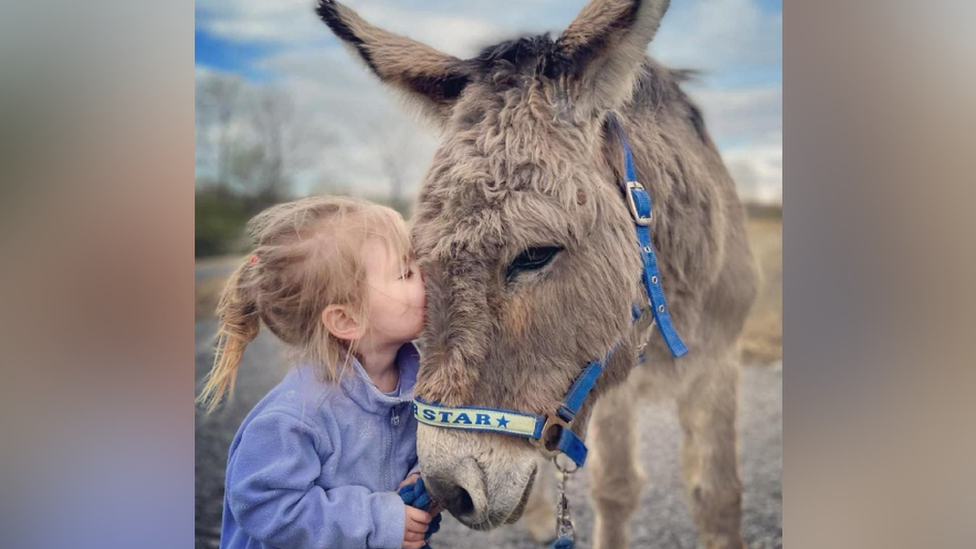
[398,472,421,490]
[402,506,432,549]
[398,473,444,516]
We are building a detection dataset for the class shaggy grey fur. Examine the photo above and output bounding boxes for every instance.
[316,0,759,547]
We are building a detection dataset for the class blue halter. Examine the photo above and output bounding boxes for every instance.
[413,123,687,467]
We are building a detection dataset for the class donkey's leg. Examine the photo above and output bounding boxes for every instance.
[519,456,557,544]
[589,380,646,549]
[677,360,746,549]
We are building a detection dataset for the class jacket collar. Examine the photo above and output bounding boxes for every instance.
[340,342,420,414]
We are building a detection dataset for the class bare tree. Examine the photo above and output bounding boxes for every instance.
[243,86,332,204]
[357,118,425,214]
[195,73,243,190]
[196,73,335,205]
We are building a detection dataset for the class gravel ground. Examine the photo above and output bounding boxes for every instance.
[195,320,782,549]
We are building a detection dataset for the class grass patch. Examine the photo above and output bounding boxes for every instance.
[741,217,783,365]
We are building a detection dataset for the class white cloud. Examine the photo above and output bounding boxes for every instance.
[197,0,332,45]
[684,85,782,203]
[196,0,783,202]
[252,45,438,193]
[198,0,782,70]
[651,0,782,71]
[723,141,782,204]
[686,85,782,146]
[195,45,440,196]
[197,0,505,55]
[350,3,504,57]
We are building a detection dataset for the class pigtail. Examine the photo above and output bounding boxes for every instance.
[196,258,261,413]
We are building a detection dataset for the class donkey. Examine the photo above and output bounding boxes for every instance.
[317,1,759,547]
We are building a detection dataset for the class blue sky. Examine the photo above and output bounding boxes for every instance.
[195,24,275,82]
[195,0,782,202]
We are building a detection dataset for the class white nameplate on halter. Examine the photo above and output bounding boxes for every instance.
[412,400,542,439]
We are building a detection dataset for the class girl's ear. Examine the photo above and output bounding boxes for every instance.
[322,304,366,341]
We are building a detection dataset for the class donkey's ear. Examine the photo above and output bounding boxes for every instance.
[553,0,670,115]
[316,0,471,126]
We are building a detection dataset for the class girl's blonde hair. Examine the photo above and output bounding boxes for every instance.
[197,196,412,412]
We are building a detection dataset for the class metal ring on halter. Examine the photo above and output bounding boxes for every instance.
[532,414,571,458]
[554,453,579,475]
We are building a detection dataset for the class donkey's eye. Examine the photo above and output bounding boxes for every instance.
[506,246,562,281]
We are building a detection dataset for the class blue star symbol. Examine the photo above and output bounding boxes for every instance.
[497,416,510,428]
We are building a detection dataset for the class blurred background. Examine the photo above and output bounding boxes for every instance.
[194,0,782,361]
[194,0,782,249]
[195,1,782,548]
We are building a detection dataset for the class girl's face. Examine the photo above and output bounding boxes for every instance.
[362,237,426,345]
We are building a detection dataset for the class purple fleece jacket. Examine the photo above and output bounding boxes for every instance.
[219,343,421,549]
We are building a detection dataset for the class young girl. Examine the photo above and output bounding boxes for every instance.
[198,196,435,549]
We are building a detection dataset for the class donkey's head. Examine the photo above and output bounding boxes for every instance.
[318,0,673,528]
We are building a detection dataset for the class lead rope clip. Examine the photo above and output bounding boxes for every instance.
[549,456,577,549]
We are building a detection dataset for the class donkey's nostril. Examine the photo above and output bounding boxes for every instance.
[455,487,474,515]
[436,483,475,517]
[426,475,479,518]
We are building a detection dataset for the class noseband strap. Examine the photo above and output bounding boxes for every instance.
[413,120,687,467]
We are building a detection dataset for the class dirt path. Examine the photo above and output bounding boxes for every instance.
[194,320,782,549]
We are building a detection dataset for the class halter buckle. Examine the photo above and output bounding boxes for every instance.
[625,181,653,226]
[532,414,572,458]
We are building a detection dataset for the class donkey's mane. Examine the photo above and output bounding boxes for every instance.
[473,33,699,132]
[474,34,560,77]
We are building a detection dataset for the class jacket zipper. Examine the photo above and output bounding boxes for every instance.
[388,405,399,488]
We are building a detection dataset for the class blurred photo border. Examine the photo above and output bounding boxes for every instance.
[1,1,974,549]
